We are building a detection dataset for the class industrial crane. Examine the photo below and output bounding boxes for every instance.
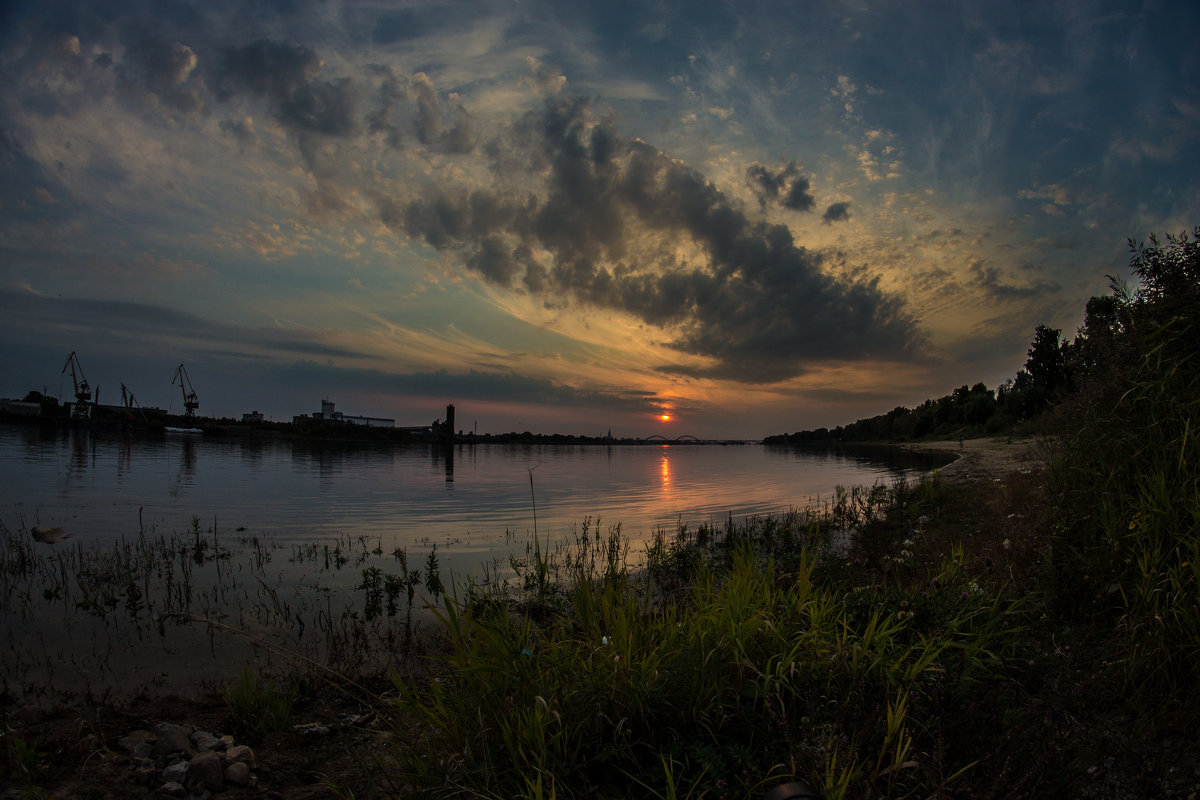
[171,363,199,419]
[121,383,148,422]
[61,351,93,420]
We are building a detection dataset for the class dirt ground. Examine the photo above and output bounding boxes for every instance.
[0,679,401,799]
[901,435,1053,482]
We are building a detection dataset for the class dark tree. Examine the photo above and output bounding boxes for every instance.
[1024,324,1070,411]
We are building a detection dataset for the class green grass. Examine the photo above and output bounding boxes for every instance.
[371,419,1200,799]
[387,482,1027,799]
[223,667,297,739]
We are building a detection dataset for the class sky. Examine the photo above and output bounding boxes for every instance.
[1,0,1198,440]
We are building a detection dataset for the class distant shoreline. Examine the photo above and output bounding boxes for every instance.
[0,415,761,446]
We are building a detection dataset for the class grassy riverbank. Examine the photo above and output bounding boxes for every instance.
[2,439,1198,798]
[381,447,1198,799]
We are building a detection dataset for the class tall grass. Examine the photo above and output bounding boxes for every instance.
[1048,307,1200,703]
[389,496,1023,799]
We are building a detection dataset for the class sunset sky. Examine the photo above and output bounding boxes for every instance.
[2,1,1198,439]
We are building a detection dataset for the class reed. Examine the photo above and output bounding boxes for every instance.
[1046,303,1200,704]
[223,666,296,739]
[387,494,1024,799]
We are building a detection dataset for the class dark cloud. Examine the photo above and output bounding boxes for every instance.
[0,291,376,363]
[218,39,356,136]
[411,72,475,153]
[968,260,1061,300]
[220,116,256,147]
[746,161,815,212]
[362,66,474,153]
[388,96,921,383]
[124,39,204,112]
[822,201,851,224]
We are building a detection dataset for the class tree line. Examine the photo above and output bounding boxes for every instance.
[765,227,1200,444]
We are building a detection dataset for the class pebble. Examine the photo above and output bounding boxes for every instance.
[118,730,156,752]
[154,723,194,756]
[224,744,256,767]
[162,760,188,784]
[192,729,222,751]
[188,750,225,792]
[159,780,187,797]
[123,720,262,794]
[224,761,251,787]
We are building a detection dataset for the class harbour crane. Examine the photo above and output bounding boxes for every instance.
[61,351,93,420]
[171,363,199,419]
[121,383,148,422]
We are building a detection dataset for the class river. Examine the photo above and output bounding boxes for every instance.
[0,422,949,695]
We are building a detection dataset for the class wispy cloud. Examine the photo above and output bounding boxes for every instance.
[0,0,1195,436]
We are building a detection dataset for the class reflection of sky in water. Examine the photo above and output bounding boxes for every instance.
[0,426,949,559]
[0,426,951,696]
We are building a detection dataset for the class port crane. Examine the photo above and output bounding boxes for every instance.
[171,363,199,419]
[120,383,148,422]
[61,351,93,420]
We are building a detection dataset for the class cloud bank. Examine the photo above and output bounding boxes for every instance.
[388,96,920,382]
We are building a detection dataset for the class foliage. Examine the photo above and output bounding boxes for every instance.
[1047,227,1200,703]
[389,507,1023,799]
[223,667,296,739]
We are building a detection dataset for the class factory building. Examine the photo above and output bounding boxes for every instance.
[292,399,395,428]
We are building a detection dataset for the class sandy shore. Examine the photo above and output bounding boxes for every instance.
[900,435,1053,482]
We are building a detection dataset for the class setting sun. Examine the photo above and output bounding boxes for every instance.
[659,414,671,422]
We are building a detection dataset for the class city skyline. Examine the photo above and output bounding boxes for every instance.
[2,1,1198,439]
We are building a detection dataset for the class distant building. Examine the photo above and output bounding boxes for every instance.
[304,399,394,428]
[342,414,395,428]
[242,410,264,423]
[0,399,40,417]
[431,403,455,439]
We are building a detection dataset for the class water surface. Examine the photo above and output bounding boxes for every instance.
[2,424,946,558]
[0,423,950,696]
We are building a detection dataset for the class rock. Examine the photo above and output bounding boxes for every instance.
[162,760,188,784]
[191,729,221,751]
[158,780,187,797]
[132,761,158,787]
[187,750,224,792]
[119,730,157,753]
[292,722,330,736]
[224,761,251,786]
[218,734,235,750]
[31,525,68,543]
[154,723,194,755]
[224,744,256,767]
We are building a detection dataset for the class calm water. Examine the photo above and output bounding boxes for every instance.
[0,423,949,695]
[1,424,946,560]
